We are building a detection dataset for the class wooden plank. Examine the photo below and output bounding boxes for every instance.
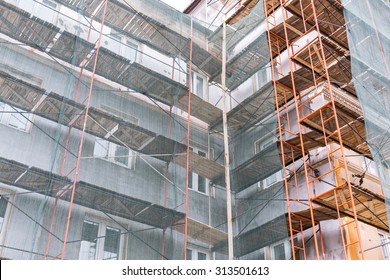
[278,67,316,93]
[216,205,340,257]
[264,0,281,16]
[269,15,305,59]
[175,151,225,181]
[293,38,340,75]
[312,184,388,231]
[177,93,222,125]
[328,57,355,96]
[0,70,223,182]
[210,81,275,132]
[0,156,185,228]
[226,0,260,25]
[301,101,371,158]
[110,123,156,150]
[174,218,227,245]
[211,33,269,90]
[49,31,95,65]
[0,1,59,49]
[95,0,137,29]
[213,130,324,191]
[0,158,27,183]
[35,93,83,124]
[285,0,348,50]
[214,214,288,257]
[54,0,102,14]
[140,135,186,161]
[0,71,44,111]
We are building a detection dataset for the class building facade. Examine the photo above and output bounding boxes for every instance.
[0,0,388,260]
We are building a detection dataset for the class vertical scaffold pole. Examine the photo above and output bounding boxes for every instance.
[184,16,193,260]
[222,20,234,260]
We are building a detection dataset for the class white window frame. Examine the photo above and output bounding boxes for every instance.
[192,72,207,99]
[0,195,9,235]
[42,0,57,8]
[108,31,122,54]
[253,241,290,260]
[254,136,283,190]
[0,187,15,249]
[79,218,124,260]
[379,232,390,260]
[186,246,210,260]
[93,137,136,170]
[0,102,33,133]
[35,0,59,24]
[188,146,211,195]
[362,157,378,177]
[100,104,139,125]
[256,64,271,89]
[257,247,266,260]
[270,238,291,260]
[108,31,138,63]
[123,39,138,63]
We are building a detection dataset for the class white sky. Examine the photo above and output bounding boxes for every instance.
[161,0,193,12]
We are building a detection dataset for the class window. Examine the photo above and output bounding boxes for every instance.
[258,248,265,260]
[188,147,209,194]
[0,102,33,132]
[109,32,122,54]
[100,105,139,125]
[123,40,138,63]
[8,109,29,130]
[271,239,291,260]
[186,249,193,260]
[0,196,8,234]
[108,31,138,62]
[256,65,271,89]
[192,72,206,99]
[42,0,57,8]
[255,137,282,190]
[197,252,207,260]
[79,219,122,260]
[186,248,209,260]
[79,220,99,260]
[38,0,58,23]
[379,233,390,260]
[362,157,378,176]
[94,137,136,169]
[0,102,5,123]
[243,243,286,260]
[103,226,121,260]
[273,243,286,260]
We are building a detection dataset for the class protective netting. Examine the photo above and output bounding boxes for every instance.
[342,0,390,233]
[0,0,286,260]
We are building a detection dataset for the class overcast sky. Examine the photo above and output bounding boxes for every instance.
[161,0,192,11]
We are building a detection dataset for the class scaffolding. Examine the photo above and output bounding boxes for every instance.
[0,0,230,259]
[0,0,388,260]
[264,0,389,260]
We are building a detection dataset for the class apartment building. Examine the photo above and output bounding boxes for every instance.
[0,0,388,260]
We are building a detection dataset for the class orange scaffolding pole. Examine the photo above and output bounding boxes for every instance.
[60,0,109,260]
[265,0,324,260]
[299,0,364,259]
[44,1,106,259]
[266,0,365,259]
